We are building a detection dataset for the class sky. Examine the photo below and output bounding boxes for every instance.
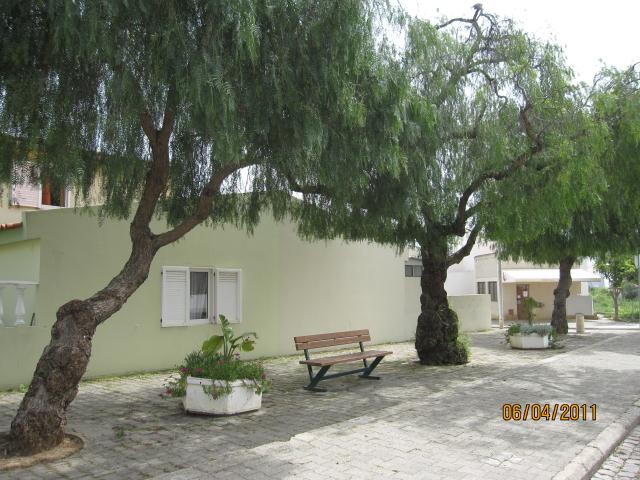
[401,0,640,84]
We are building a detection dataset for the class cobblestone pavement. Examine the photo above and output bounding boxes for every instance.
[593,426,640,479]
[1,330,639,480]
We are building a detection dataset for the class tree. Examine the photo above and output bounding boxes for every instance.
[293,6,579,364]
[0,0,397,454]
[486,64,640,333]
[595,254,638,320]
[489,215,601,335]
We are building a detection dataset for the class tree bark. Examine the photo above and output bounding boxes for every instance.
[7,103,246,454]
[7,105,178,455]
[611,289,620,320]
[414,243,468,365]
[8,235,157,455]
[551,255,575,335]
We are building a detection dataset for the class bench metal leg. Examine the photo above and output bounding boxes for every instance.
[304,365,331,392]
[359,355,384,380]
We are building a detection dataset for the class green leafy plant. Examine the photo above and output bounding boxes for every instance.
[505,323,554,344]
[595,254,638,320]
[113,426,126,440]
[621,281,639,300]
[201,315,257,362]
[522,297,543,325]
[592,286,640,321]
[164,317,269,399]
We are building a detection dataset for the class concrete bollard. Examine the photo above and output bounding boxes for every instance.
[576,313,585,334]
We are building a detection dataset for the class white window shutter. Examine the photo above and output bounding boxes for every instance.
[161,266,189,327]
[215,268,242,324]
[11,183,41,208]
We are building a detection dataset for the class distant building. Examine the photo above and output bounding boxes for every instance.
[474,251,601,322]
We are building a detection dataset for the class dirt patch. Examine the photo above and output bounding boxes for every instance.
[0,432,83,471]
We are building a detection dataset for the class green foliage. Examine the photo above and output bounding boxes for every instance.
[595,254,638,320]
[506,324,521,337]
[165,317,268,399]
[0,0,396,231]
[505,323,553,345]
[163,350,270,399]
[201,315,256,362]
[622,281,639,300]
[457,334,471,361]
[288,6,581,364]
[591,287,640,321]
[521,297,543,326]
[488,65,640,268]
[595,254,638,289]
[294,7,576,252]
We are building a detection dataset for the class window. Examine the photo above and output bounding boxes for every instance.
[404,264,423,277]
[161,266,242,327]
[477,282,486,294]
[11,183,41,208]
[40,180,70,207]
[10,165,70,208]
[189,270,209,321]
[215,268,243,324]
[11,180,70,208]
[488,281,498,302]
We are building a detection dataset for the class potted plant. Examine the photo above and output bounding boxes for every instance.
[165,315,270,415]
[506,323,552,349]
[506,297,553,349]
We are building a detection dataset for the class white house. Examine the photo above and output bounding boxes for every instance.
[474,250,601,322]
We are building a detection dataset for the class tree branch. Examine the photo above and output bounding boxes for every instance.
[131,83,178,239]
[152,159,256,249]
[447,223,481,266]
[433,10,488,107]
[443,103,543,235]
[285,173,331,196]
[446,102,487,141]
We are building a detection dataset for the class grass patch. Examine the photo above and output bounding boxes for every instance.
[591,287,640,322]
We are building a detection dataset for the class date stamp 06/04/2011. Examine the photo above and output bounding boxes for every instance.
[502,403,597,421]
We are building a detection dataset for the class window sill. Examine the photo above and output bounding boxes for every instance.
[187,318,212,326]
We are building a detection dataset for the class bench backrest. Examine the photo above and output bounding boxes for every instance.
[294,329,371,351]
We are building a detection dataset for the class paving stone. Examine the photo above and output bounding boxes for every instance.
[592,424,640,479]
[0,330,639,480]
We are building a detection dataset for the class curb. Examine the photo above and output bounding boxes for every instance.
[553,398,640,480]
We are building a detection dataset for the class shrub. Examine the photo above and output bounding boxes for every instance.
[522,297,543,325]
[164,315,270,399]
[505,323,554,344]
[621,281,639,300]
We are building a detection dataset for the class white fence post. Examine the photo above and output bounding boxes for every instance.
[14,285,27,326]
[0,285,4,326]
[0,281,38,327]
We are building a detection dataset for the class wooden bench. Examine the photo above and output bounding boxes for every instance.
[293,329,392,392]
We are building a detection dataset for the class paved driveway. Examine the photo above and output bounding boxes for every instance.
[1,330,639,480]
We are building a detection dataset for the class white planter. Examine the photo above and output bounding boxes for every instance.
[183,376,262,415]
[509,333,549,349]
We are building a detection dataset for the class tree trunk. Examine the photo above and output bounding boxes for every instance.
[611,289,620,321]
[7,111,176,455]
[551,255,575,335]
[414,244,468,365]
[8,236,157,455]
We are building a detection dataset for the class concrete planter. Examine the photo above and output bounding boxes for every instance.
[183,376,262,415]
[509,333,549,349]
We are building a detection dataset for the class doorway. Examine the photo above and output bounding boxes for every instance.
[516,284,530,320]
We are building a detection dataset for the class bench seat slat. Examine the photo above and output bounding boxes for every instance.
[294,329,369,344]
[299,350,392,367]
[295,334,371,351]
